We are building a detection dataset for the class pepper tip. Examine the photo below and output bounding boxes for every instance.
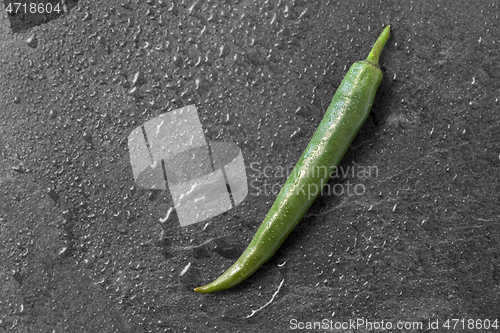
[194,286,209,293]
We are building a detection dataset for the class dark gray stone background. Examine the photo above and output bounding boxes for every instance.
[1,1,499,332]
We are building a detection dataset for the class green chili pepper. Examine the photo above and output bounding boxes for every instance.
[194,26,390,293]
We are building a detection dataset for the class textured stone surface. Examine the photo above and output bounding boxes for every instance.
[1,0,499,332]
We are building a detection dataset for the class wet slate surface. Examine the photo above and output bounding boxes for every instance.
[1,0,499,332]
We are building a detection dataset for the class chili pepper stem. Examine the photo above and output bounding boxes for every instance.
[366,25,390,67]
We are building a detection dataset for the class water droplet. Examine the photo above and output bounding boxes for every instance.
[26,33,38,48]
